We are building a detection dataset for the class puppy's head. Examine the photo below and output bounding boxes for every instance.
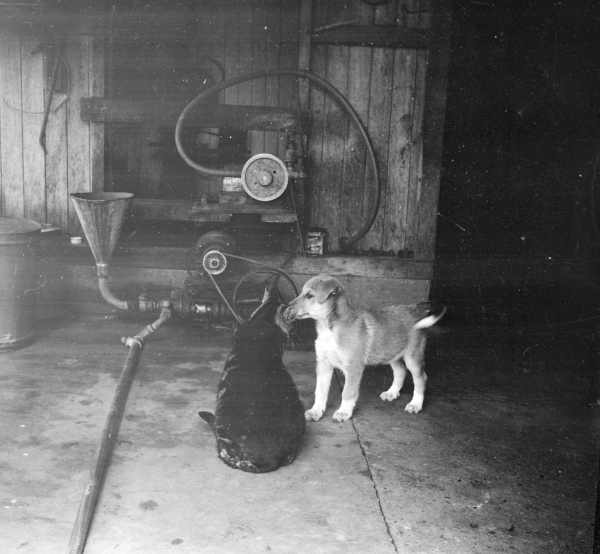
[283,274,344,322]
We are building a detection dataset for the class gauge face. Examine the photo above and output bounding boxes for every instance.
[241,153,289,201]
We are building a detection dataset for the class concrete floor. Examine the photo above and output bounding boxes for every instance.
[1,313,598,553]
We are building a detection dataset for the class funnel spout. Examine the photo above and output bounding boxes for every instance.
[70,192,134,311]
[70,192,133,266]
[99,277,129,311]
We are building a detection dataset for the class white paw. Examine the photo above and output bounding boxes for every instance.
[332,408,353,422]
[379,389,400,402]
[404,401,423,414]
[305,407,324,421]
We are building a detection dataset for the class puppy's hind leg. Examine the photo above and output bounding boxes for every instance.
[333,363,365,422]
[403,353,427,414]
[379,358,407,402]
[305,358,334,421]
[402,331,428,414]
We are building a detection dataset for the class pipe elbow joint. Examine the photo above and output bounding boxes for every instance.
[98,277,128,311]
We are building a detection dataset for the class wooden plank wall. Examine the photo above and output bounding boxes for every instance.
[308,0,432,255]
[105,0,441,257]
[0,29,103,233]
[107,0,300,198]
[199,0,300,159]
[106,0,439,257]
[0,0,446,259]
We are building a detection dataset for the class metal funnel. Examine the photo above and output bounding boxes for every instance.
[70,192,134,266]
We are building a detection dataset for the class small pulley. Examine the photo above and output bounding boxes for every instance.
[202,249,228,275]
[187,230,236,276]
[241,153,289,202]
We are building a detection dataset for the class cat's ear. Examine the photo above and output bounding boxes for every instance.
[262,274,283,303]
[249,275,282,321]
[260,285,271,304]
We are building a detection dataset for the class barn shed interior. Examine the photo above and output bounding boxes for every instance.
[0,1,599,553]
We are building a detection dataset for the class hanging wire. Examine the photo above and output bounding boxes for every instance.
[39,41,63,154]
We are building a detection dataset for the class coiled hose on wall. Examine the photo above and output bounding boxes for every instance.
[174,69,381,251]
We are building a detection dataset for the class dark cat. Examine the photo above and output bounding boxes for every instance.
[199,285,305,473]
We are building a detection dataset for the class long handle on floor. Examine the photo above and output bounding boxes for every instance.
[68,340,142,554]
[67,308,171,554]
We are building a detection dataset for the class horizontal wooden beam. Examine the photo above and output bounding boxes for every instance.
[312,24,430,49]
[132,198,297,224]
[62,242,432,281]
[0,9,188,36]
[0,5,293,39]
[80,97,300,130]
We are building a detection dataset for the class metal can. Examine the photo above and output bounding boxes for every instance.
[305,228,327,256]
[0,217,41,350]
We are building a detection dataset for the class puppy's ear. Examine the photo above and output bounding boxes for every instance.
[327,286,340,300]
[317,279,343,303]
[324,284,344,329]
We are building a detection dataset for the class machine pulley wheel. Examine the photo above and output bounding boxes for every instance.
[186,230,236,277]
[241,153,289,202]
[201,249,228,275]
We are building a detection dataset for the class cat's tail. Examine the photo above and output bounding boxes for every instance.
[198,411,216,434]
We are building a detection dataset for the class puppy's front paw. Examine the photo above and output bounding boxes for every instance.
[379,389,400,402]
[404,401,423,414]
[305,407,324,421]
[332,408,353,422]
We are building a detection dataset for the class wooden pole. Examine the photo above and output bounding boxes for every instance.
[68,307,171,553]
[68,340,142,554]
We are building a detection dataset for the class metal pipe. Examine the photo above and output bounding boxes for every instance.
[97,276,128,311]
[68,307,172,554]
[174,69,381,250]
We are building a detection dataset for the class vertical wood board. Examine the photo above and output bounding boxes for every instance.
[263,0,281,155]
[66,35,92,233]
[248,3,267,155]
[0,31,24,218]
[356,2,396,250]
[21,35,46,223]
[383,40,417,251]
[306,0,331,232]
[414,0,451,258]
[90,36,104,193]
[276,0,299,159]
[339,3,372,244]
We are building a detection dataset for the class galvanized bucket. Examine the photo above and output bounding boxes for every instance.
[0,217,42,350]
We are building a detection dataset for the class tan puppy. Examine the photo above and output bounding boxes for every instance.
[283,274,445,422]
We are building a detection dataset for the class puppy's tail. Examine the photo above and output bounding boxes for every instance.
[198,411,216,434]
[414,306,447,330]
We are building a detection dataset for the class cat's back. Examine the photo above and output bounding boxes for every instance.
[213,338,304,473]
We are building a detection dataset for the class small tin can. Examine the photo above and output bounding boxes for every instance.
[305,228,327,256]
